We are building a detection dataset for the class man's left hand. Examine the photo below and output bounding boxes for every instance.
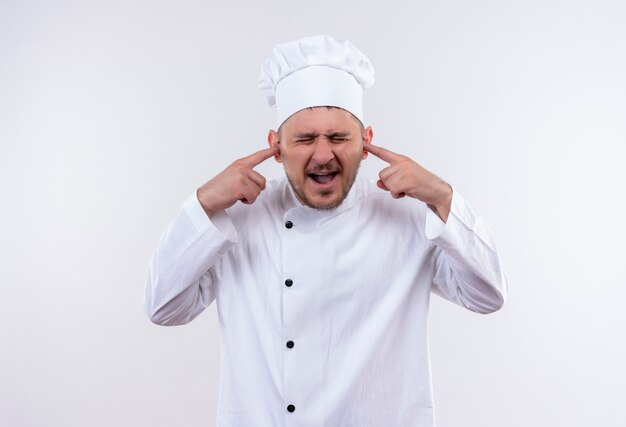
[364,143,453,222]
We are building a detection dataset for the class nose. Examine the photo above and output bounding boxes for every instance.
[311,139,334,165]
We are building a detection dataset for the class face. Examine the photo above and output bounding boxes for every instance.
[268,107,373,210]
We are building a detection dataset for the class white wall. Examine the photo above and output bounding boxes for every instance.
[1,0,625,426]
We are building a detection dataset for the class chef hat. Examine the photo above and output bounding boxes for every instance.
[258,35,375,129]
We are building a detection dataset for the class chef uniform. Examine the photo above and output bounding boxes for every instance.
[145,35,508,427]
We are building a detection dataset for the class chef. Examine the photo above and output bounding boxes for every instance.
[145,34,507,427]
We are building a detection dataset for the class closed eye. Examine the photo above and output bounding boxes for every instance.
[294,133,317,144]
[328,132,351,143]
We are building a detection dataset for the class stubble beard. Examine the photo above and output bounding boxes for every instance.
[285,160,361,211]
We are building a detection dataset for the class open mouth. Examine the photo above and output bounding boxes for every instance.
[308,172,338,184]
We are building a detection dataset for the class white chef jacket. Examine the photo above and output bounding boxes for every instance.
[145,176,507,427]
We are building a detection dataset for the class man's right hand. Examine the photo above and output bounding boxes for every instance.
[196,146,279,217]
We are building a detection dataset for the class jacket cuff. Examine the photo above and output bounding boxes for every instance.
[425,186,460,240]
[425,187,483,252]
[183,192,238,243]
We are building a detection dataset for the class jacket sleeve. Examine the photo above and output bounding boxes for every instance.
[144,192,237,326]
[425,188,508,314]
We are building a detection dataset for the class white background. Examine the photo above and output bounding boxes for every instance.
[1,0,625,426]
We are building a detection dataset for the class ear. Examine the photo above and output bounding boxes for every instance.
[362,126,373,160]
[267,130,283,163]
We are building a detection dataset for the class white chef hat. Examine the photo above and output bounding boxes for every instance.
[258,35,375,129]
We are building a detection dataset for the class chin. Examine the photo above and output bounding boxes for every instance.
[286,171,355,211]
[303,191,346,210]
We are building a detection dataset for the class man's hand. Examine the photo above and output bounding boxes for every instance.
[197,146,279,217]
[364,143,453,222]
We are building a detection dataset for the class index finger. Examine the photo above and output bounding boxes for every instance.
[240,146,280,167]
[364,143,403,164]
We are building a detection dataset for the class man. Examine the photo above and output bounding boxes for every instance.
[145,35,507,426]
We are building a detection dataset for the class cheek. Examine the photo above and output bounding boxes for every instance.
[281,150,308,174]
[338,145,364,164]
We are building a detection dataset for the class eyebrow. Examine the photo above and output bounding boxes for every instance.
[294,132,319,139]
[327,132,351,138]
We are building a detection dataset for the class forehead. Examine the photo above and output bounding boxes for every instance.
[280,107,362,135]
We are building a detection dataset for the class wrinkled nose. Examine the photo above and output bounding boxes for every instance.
[311,140,334,165]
